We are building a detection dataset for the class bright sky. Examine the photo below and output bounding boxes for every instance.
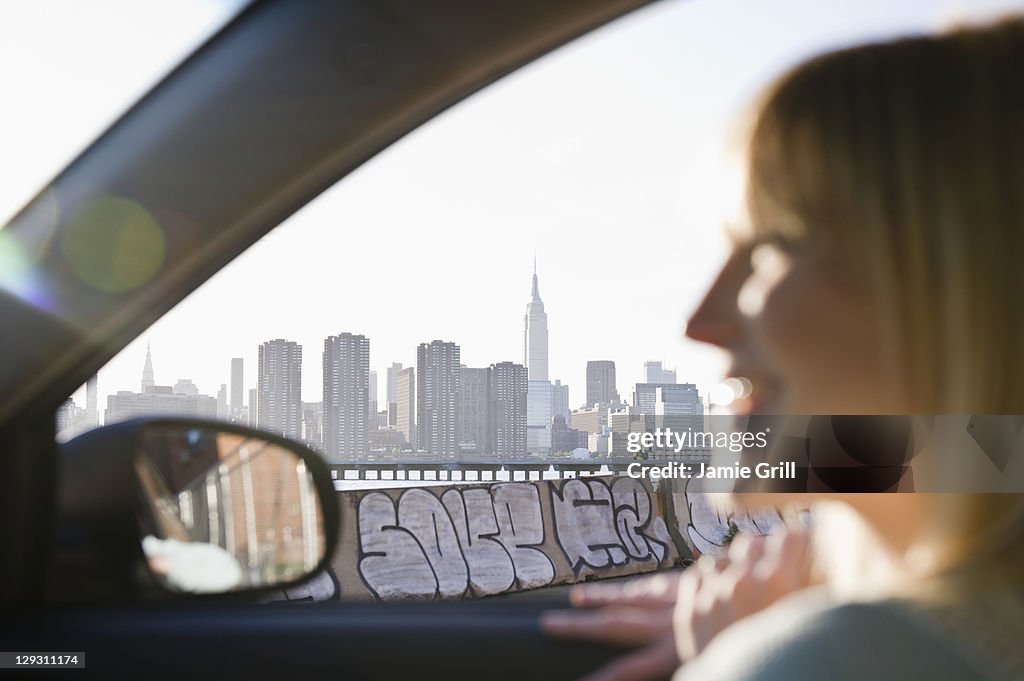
[4,0,1023,419]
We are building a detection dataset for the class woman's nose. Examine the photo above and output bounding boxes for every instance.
[684,251,748,348]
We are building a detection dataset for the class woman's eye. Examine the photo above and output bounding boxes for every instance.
[749,240,791,272]
[738,241,794,317]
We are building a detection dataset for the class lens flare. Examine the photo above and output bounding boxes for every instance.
[710,376,753,411]
[60,196,165,293]
[710,381,736,407]
[0,229,50,308]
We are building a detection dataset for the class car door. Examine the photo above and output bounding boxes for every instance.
[0,2,655,678]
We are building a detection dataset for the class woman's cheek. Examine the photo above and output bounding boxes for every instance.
[754,269,816,365]
[754,262,847,409]
[739,247,812,356]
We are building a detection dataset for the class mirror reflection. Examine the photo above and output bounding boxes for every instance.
[134,425,325,593]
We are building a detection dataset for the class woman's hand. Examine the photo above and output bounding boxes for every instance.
[674,530,812,662]
[540,571,686,681]
[540,528,813,681]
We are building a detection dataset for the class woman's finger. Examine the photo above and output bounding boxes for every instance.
[570,573,681,608]
[726,533,766,569]
[540,607,673,646]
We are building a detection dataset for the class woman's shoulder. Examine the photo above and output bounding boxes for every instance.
[675,590,999,681]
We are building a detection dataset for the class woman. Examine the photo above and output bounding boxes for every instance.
[543,16,1024,681]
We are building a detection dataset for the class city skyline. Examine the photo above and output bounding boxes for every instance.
[76,258,710,422]
[25,0,1024,443]
[59,265,704,457]
[77,264,696,425]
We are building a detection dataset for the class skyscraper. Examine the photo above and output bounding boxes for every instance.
[634,382,701,432]
[230,357,244,418]
[85,374,98,427]
[257,339,302,440]
[490,361,527,458]
[247,388,258,428]
[551,379,570,422]
[524,262,552,454]
[395,366,416,450]
[523,259,548,381]
[654,384,705,434]
[385,362,403,426]
[323,333,370,460]
[141,343,155,393]
[586,360,620,407]
[216,383,228,419]
[459,366,490,455]
[527,378,552,454]
[417,340,460,458]
[643,360,677,385]
[301,401,323,451]
[368,370,378,414]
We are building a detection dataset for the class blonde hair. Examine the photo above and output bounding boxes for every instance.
[744,18,1024,414]
[741,18,1024,606]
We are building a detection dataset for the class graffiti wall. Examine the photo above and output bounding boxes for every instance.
[665,477,785,557]
[330,476,686,601]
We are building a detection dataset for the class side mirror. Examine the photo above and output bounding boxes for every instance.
[54,418,339,603]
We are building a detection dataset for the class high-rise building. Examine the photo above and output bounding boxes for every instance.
[385,360,399,426]
[385,362,403,425]
[654,384,705,434]
[459,366,490,455]
[608,405,647,454]
[323,333,370,460]
[586,360,620,407]
[216,383,228,419]
[230,358,244,418]
[527,379,552,454]
[368,370,378,414]
[551,379,570,421]
[248,388,258,428]
[524,263,552,454]
[141,343,155,393]
[57,398,91,440]
[634,382,674,414]
[386,363,403,403]
[417,340,460,458]
[85,374,98,427]
[524,259,548,381]
[643,361,677,385]
[301,401,323,451]
[633,382,701,415]
[257,339,302,440]
[56,399,76,436]
[395,367,416,450]
[490,362,527,458]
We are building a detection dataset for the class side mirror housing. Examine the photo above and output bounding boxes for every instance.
[52,418,339,604]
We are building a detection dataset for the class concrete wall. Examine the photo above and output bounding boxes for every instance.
[330,476,688,601]
[270,475,792,603]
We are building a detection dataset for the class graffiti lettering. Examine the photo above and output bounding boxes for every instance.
[352,478,676,601]
[551,478,672,574]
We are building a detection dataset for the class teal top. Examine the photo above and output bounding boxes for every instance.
[674,591,1015,681]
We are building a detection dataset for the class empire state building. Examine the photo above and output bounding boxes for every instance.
[524,261,552,454]
[523,261,548,380]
